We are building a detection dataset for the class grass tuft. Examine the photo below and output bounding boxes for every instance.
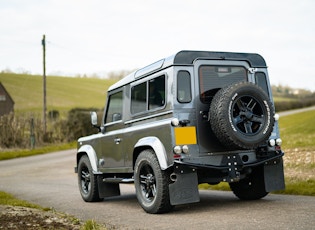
[81,219,107,230]
[0,191,43,210]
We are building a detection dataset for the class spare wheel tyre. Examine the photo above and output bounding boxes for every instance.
[209,81,275,149]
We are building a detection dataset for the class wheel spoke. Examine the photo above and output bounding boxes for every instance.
[81,171,90,181]
[140,175,147,184]
[251,114,263,124]
[246,99,257,111]
[244,122,253,134]
[151,184,157,197]
[236,99,245,111]
[233,115,243,125]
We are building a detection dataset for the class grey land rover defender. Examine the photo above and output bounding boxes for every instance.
[75,50,285,214]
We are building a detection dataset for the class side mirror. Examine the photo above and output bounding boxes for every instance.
[90,111,98,126]
[90,111,101,132]
[112,113,122,122]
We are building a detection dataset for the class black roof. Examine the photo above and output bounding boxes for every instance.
[173,50,267,67]
[108,50,267,91]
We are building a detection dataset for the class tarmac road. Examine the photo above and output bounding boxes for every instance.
[0,150,315,229]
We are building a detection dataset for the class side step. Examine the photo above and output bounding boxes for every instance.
[102,177,134,183]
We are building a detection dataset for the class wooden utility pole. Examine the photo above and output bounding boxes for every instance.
[42,34,47,134]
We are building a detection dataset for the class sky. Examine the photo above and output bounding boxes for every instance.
[0,0,315,91]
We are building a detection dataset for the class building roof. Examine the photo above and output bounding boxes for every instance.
[0,82,15,104]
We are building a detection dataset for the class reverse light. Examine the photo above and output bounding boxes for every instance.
[182,145,189,154]
[274,113,280,121]
[173,146,182,154]
[269,138,282,147]
[276,138,282,146]
[269,139,276,147]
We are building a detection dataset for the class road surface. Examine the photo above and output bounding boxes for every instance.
[0,150,315,229]
[278,105,315,117]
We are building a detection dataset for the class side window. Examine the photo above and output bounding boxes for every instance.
[131,75,165,114]
[105,91,123,123]
[149,75,165,110]
[177,71,191,103]
[255,72,269,96]
[131,82,147,114]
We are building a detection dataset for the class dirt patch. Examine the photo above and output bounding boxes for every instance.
[0,205,81,230]
[283,148,315,180]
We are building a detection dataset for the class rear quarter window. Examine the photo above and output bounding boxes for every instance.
[177,71,192,103]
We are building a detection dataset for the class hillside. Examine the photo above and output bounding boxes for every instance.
[1,72,315,114]
[0,73,117,113]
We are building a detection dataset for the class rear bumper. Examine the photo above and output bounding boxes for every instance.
[175,150,284,170]
[173,150,284,183]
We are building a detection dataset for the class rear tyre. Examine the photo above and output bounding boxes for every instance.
[78,155,102,202]
[229,166,268,200]
[134,150,173,214]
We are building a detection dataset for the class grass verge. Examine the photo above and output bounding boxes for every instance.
[0,191,108,230]
[0,191,44,210]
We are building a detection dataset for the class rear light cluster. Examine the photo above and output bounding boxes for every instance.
[173,145,189,154]
[269,114,282,148]
[269,138,282,147]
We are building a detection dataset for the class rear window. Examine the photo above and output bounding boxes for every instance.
[199,66,247,103]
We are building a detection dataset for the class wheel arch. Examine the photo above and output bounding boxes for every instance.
[133,136,169,170]
[77,145,100,174]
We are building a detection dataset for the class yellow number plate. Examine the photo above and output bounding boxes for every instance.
[174,126,197,145]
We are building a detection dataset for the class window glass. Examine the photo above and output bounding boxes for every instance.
[105,91,123,123]
[131,75,166,114]
[131,82,147,114]
[177,71,191,103]
[255,72,269,96]
[149,75,165,110]
[199,66,246,103]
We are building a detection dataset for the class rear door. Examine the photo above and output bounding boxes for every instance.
[194,60,249,153]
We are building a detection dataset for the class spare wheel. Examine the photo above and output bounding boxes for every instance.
[209,81,275,149]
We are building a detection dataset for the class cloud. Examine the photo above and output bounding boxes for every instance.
[0,0,314,90]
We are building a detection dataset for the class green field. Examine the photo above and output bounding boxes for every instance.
[0,73,117,113]
[279,110,315,149]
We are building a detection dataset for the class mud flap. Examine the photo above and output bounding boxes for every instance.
[169,171,200,205]
[97,177,121,198]
[264,158,285,192]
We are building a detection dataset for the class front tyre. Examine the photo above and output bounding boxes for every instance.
[229,165,268,200]
[134,150,173,214]
[78,155,102,202]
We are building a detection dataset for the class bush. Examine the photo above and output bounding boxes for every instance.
[62,108,100,142]
[0,108,102,149]
[275,98,315,112]
[0,113,34,148]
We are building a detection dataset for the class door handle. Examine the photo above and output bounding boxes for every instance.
[114,138,121,144]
